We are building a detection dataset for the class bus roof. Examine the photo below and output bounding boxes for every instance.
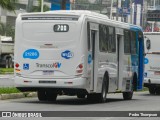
[19,10,109,19]
[18,10,142,32]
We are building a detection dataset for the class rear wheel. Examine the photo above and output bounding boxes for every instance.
[37,90,47,101]
[132,74,137,91]
[123,74,135,100]
[149,87,156,95]
[77,94,86,99]
[87,94,97,102]
[87,74,108,103]
[123,91,133,100]
[46,91,57,101]
[155,87,160,95]
[97,79,107,103]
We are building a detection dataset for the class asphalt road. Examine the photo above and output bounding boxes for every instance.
[0,74,14,87]
[0,91,160,120]
[0,75,160,119]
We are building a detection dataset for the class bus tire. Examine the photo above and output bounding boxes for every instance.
[46,91,57,101]
[123,75,136,100]
[97,73,108,103]
[37,90,47,101]
[155,87,160,95]
[123,91,133,100]
[87,94,98,102]
[98,80,107,103]
[77,94,86,98]
[149,87,156,95]
[132,73,137,91]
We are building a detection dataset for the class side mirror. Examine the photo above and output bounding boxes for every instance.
[146,39,151,50]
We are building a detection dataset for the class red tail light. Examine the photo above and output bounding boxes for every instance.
[15,63,19,68]
[76,63,83,74]
[78,64,83,69]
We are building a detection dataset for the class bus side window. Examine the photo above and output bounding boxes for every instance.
[131,31,136,54]
[124,30,131,54]
[87,22,90,51]
[108,26,116,53]
[99,24,108,52]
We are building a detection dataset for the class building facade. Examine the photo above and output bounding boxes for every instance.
[71,0,144,26]
[1,0,160,33]
[0,0,51,26]
[144,0,160,32]
[0,0,51,40]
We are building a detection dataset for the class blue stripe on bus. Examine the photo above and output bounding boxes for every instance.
[138,38,144,90]
[130,26,144,90]
[129,25,143,31]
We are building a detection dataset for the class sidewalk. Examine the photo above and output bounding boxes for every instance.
[0,74,37,100]
[0,92,37,100]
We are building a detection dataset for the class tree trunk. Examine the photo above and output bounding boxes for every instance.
[61,0,66,10]
[27,0,33,12]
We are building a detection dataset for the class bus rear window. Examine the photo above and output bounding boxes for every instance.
[22,22,77,42]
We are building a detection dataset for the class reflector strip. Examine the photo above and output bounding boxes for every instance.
[15,69,21,72]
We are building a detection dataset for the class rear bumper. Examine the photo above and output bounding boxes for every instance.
[15,76,88,91]
[17,87,88,95]
[144,77,160,87]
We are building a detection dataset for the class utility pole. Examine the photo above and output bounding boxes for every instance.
[70,0,75,10]
[41,0,44,12]
[110,0,113,19]
[61,0,66,10]
[130,0,133,24]
[116,0,119,21]
[27,0,33,12]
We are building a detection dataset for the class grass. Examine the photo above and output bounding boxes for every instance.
[0,68,14,74]
[0,87,20,94]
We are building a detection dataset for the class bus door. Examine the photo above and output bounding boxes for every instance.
[88,23,99,92]
[116,28,124,90]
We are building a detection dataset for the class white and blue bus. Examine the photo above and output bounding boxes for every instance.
[144,32,160,95]
[14,10,144,102]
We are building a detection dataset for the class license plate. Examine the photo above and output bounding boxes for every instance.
[154,71,160,75]
[43,70,54,75]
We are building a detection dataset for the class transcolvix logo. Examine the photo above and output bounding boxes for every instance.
[61,50,74,59]
[36,62,61,68]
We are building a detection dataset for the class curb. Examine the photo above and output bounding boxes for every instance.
[0,72,14,74]
[0,92,37,100]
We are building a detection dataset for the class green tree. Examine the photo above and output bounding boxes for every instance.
[0,22,6,35]
[0,0,17,41]
[0,0,17,12]
[73,0,102,11]
[0,22,15,41]
[5,24,15,40]
[32,0,50,12]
